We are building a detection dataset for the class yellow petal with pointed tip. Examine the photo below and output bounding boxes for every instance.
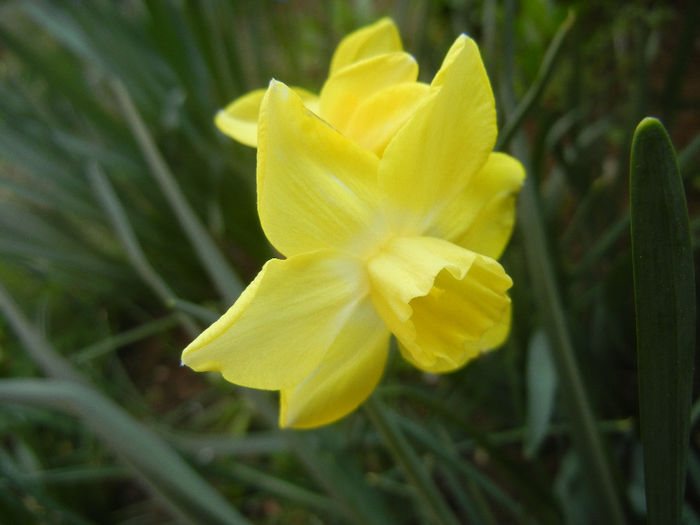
[430,33,469,88]
[425,152,525,259]
[345,82,430,156]
[280,296,390,428]
[257,80,383,257]
[368,236,511,372]
[181,251,367,390]
[320,52,418,133]
[216,87,320,147]
[378,35,496,235]
[215,88,265,147]
[329,18,402,76]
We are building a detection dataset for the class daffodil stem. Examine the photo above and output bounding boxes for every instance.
[364,396,460,525]
[517,165,627,525]
[502,3,626,523]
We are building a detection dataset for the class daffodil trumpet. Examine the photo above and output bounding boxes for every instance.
[183,20,525,428]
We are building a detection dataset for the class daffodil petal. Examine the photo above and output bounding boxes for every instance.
[181,251,368,390]
[320,51,418,133]
[368,236,511,372]
[430,33,469,88]
[329,18,402,76]
[215,87,320,147]
[378,35,497,235]
[215,89,266,147]
[280,296,390,428]
[425,152,525,259]
[257,80,383,257]
[398,302,511,373]
[345,82,431,156]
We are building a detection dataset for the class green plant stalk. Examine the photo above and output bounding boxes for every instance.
[630,117,695,524]
[0,282,86,385]
[87,162,200,338]
[226,463,340,517]
[168,297,220,324]
[0,282,248,524]
[0,458,94,525]
[73,315,180,364]
[364,396,460,525]
[495,10,575,152]
[398,415,524,518]
[570,212,630,276]
[512,135,626,525]
[0,378,250,525]
[513,139,626,524]
[109,78,242,304]
[167,430,286,457]
[199,2,237,98]
[438,464,483,524]
[501,3,625,522]
[15,465,129,485]
[434,426,498,524]
[244,390,391,525]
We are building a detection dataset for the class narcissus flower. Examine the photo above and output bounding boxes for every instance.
[182,29,525,429]
[215,18,428,156]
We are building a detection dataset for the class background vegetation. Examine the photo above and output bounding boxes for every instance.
[0,0,697,523]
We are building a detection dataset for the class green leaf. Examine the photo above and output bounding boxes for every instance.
[108,79,243,304]
[0,282,248,523]
[630,117,696,525]
[0,378,250,525]
[501,3,626,522]
[524,329,557,457]
[87,162,200,338]
[496,9,575,151]
[364,396,460,525]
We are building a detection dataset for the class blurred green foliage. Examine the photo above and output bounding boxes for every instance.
[0,0,697,523]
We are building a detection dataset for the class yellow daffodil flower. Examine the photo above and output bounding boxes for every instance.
[215,18,429,156]
[183,30,525,429]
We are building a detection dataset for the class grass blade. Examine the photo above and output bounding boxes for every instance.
[397,416,524,518]
[0,282,86,385]
[501,2,626,522]
[223,463,341,517]
[364,396,460,525]
[87,162,200,338]
[0,281,248,524]
[496,10,575,152]
[244,390,393,524]
[72,315,180,364]
[0,378,251,525]
[108,78,242,304]
[630,117,695,524]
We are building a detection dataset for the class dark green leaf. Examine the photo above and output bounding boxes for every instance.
[630,117,696,525]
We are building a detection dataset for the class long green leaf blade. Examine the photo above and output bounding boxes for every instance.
[108,78,243,304]
[630,117,696,525]
[0,378,251,525]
